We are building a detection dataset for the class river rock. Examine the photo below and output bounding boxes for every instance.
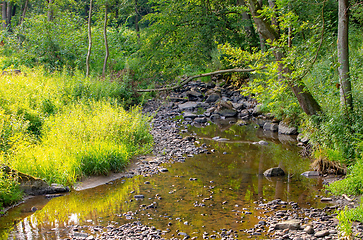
[206,82,216,89]
[263,122,278,132]
[263,167,285,177]
[178,102,201,111]
[258,140,268,145]
[134,195,145,199]
[320,197,333,202]
[169,97,187,103]
[314,230,330,238]
[274,219,301,230]
[183,112,197,119]
[252,104,263,116]
[159,168,169,172]
[304,225,314,234]
[216,109,238,117]
[205,93,220,103]
[194,117,208,123]
[73,232,89,238]
[301,171,320,177]
[278,122,298,135]
[210,114,221,120]
[238,109,250,119]
[186,90,203,101]
[232,102,245,111]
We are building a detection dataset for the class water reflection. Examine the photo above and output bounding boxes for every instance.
[1,123,327,239]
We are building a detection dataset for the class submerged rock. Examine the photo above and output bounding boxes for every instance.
[301,171,320,177]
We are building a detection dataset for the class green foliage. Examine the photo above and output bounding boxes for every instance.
[343,204,363,223]
[302,27,363,163]
[327,155,363,196]
[337,206,354,240]
[0,168,22,210]
[136,0,257,80]
[1,12,139,76]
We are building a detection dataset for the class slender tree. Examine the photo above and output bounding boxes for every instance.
[247,0,322,116]
[20,0,29,24]
[2,1,13,30]
[47,0,54,21]
[338,0,352,110]
[86,0,93,77]
[2,1,7,29]
[102,5,109,77]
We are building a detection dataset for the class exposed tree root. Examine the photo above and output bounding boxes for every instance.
[311,156,346,175]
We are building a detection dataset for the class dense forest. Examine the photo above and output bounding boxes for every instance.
[1,0,363,234]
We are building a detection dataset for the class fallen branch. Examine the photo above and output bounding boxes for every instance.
[136,68,261,92]
[342,194,355,202]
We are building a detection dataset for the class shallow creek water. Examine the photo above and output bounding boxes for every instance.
[1,122,330,239]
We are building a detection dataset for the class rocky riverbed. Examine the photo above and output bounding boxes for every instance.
[62,80,362,239]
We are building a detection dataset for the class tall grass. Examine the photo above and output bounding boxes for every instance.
[0,168,22,210]
[0,68,153,188]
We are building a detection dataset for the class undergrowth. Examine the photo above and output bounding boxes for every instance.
[0,68,153,190]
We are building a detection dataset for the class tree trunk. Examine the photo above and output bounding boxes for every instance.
[257,0,266,51]
[47,0,54,21]
[238,0,258,51]
[6,1,11,29]
[338,0,352,110]
[134,0,140,41]
[20,0,28,24]
[2,1,7,29]
[86,0,93,78]
[248,0,322,116]
[102,6,109,77]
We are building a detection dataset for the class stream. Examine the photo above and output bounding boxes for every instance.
[0,121,330,239]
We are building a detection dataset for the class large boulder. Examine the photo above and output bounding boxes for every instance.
[263,167,285,177]
[215,100,238,117]
[278,122,298,135]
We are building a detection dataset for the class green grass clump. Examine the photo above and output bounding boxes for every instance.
[337,207,354,240]
[8,101,153,186]
[327,158,363,196]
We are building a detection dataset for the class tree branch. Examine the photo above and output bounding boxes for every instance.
[136,68,262,92]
